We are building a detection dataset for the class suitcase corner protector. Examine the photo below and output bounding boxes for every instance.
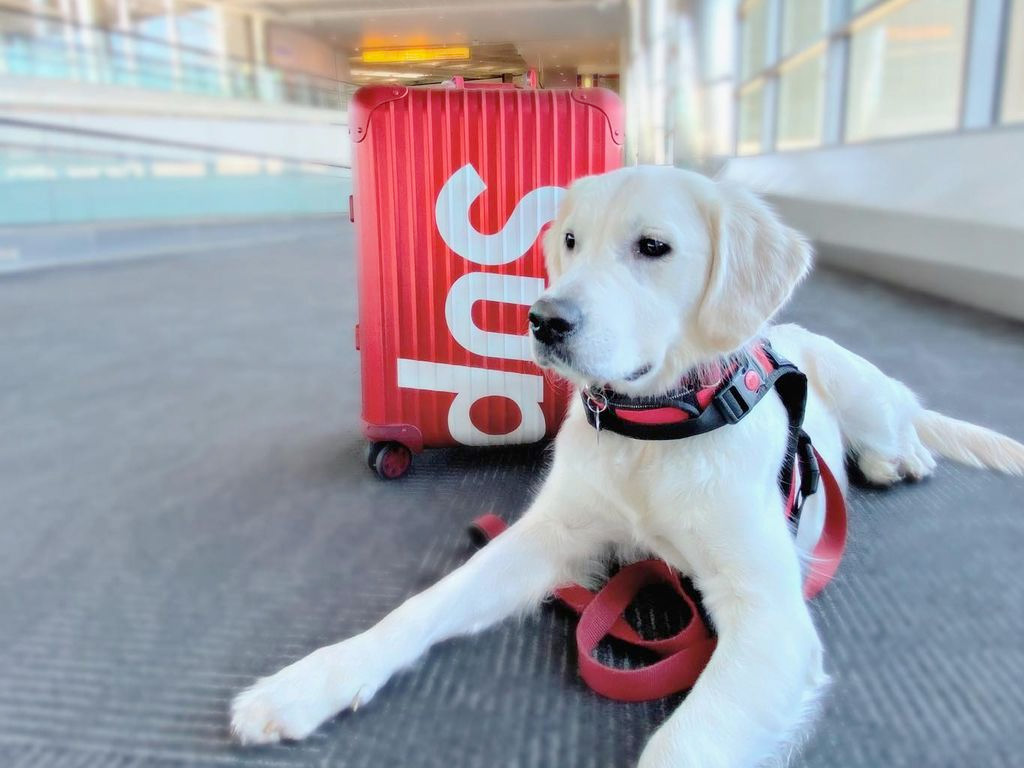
[350,85,410,143]
[570,87,625,145]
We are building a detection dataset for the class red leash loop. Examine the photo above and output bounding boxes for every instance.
[471,514,717,702]
[469,455,846,702]
[574,562,717,702]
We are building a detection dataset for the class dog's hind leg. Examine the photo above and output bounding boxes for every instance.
[785,326,936,485]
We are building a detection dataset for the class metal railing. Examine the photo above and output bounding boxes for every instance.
[0,6,357,111]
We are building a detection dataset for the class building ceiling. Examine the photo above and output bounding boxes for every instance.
[237,0,625,84]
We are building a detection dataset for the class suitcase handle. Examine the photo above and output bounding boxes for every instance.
[445,69,539,90]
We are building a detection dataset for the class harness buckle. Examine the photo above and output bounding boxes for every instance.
[797,431,820,499]
[714,379,758,424]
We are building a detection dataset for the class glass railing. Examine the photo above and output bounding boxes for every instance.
[0,119,351,227]
[0,7,357,111]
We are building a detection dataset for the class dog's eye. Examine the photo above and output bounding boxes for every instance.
[637,237,671,258]
[564,232,576,251]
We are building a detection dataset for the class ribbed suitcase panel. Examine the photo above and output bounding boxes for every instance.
[353,86,623,449]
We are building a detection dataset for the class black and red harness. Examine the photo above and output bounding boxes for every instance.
[471,339,847,702]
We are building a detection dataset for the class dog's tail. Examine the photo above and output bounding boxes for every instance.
[914,410,1024,475]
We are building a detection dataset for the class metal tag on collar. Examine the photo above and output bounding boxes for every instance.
[585,386,608,438]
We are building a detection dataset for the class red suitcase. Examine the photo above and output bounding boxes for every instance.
[350,80,623,478]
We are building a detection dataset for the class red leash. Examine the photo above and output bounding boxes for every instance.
[800,450,847,599]
[469,448,846,702]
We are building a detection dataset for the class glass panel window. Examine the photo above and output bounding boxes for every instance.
[702,80,736,157]
[700,0,736,81]
[777,45,826,150]
[782,0,826,56]
[176,3,218,52]
[737,80,764,155]
[1003,0,1024,123]
[740,0,767,81]
[845,0,969,142]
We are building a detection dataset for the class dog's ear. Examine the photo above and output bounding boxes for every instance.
[697,181,812,351]
[541,213,564,280]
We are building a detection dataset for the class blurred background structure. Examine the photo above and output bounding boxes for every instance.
[1,0,1021,316]
[1,2,1022,768]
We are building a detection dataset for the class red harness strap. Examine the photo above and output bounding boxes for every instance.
[469,450,846,702]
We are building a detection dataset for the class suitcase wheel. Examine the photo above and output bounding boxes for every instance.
[367,441,412,480]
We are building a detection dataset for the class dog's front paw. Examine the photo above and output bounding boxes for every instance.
[230,640,379,745]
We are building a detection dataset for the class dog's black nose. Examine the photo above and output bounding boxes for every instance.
[528,297,581,345]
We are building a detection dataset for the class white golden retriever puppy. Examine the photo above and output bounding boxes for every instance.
[231,166,1024,766]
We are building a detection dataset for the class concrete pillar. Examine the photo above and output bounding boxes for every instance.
[78,0,109,82]
[163,0,182,91]
[114,0,138,87]
[250,14,276,102]
[623,0,704,167]
[212,6,230,96]
[672,5,703,167]
[58,0,79,78]
[251,14,267,66]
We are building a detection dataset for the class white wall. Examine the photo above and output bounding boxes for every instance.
[722,128,1024,320]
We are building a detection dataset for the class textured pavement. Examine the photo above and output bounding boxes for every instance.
[1,217,1022,768]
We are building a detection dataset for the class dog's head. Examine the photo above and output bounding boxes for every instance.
[530,166,812,395]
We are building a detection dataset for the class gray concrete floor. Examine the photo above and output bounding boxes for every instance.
[1,217,1022,768]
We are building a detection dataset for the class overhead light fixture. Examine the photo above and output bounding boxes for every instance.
[350,68,430,79]
[362,46,471,64]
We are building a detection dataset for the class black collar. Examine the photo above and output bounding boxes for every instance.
[581,340,801,441]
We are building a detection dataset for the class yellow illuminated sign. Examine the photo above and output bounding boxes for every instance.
[362,46,471,64]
